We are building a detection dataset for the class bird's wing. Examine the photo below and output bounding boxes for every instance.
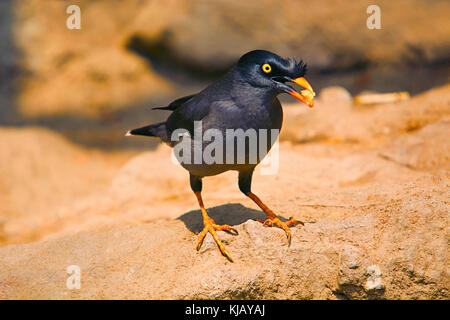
[152,94,196,111]
[165,95,211,137]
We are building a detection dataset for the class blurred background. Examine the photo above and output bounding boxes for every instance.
[1,0,449,149]
[0,0,449,248]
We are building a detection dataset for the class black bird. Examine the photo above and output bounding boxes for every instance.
[127,50,315,262]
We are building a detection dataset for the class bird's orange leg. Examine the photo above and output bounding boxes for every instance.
[195,192,238,262]
[246,192,303,246]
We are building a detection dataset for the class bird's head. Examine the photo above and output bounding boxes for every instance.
[236,50,315,107]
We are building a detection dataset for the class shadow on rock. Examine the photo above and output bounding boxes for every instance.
[176,203,266,234]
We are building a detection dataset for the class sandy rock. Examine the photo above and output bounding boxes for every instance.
[318,86,353,106]
[379,120,450,170]
[281,85,450,146]
[365,265,384,292]
[0,202,447,299]
[0,126,131,245]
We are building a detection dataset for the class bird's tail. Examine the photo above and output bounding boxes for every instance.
[125,122,169,142]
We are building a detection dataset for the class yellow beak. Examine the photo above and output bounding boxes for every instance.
[288,77,315,108]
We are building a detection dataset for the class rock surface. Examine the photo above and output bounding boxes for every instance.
[281,85,450,146]
[0,85,449,299]
[0,198,447,299]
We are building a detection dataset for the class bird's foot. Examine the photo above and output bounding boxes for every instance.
[255,216,304,246]
[196,217,238,262]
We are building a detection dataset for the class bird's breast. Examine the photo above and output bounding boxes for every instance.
[173,100,282,176]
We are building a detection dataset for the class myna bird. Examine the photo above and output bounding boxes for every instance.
[127,50,315,262]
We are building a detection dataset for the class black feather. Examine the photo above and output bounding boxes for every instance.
[289,57,307,78]
[127,122,169,142]
[152,94,195,111]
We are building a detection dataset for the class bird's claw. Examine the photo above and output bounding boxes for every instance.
[196,217,237,262]
[255,216,304,246]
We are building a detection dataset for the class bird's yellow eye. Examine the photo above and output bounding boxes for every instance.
[262,63,272,73]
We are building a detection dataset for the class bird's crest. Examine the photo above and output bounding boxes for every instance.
[288,57,308,78]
